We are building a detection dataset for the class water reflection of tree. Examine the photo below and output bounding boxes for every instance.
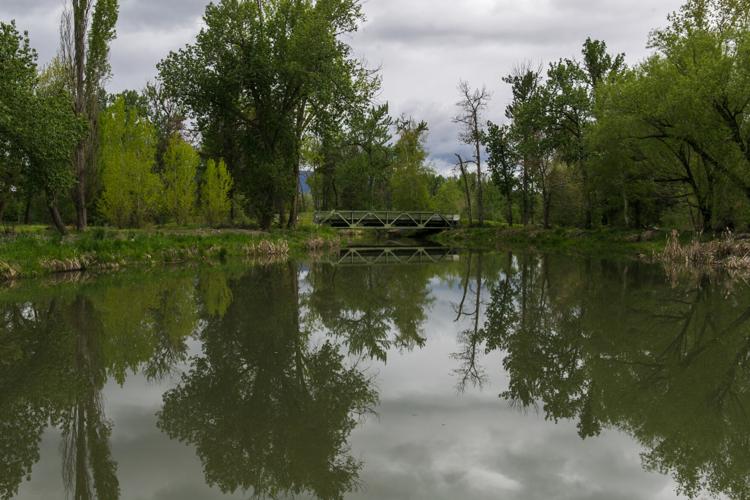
[0,262,426,499]
[481,254,750,499]
[158,264,378,500]
[0,275,198,499]
[452,252,488,390]
[0,297,78,499]
[304,263,435,361]
[60,296,119,500]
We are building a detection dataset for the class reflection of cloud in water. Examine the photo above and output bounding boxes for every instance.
[348,396,682,499]
[8,256,740,500]
[340,277,687,500]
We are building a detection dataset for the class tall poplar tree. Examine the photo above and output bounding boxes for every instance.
[60,0,119,230]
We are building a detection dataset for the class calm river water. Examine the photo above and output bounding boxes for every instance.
[1,250,747,499]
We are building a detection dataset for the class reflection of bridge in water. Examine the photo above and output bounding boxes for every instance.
[330,247,460,266]
[314,211,460,230]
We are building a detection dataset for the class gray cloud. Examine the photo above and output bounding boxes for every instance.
[117,0,207,31]
[0,0,685,172]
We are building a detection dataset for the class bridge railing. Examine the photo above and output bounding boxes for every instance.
[314,211,461,229]
[330,247,460,266]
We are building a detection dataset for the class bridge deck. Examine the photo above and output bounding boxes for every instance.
[314,211,460,229]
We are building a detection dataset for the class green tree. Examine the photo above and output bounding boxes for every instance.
[98,97,161,227]
[159,0,376,229]
[591,66,688,228]
[608,0,750,230]
[0,22,35,224]
[544,39,624,228]
[485,122,519,225]
[143,82,186,170]
[60,0,119,230]
[497,39,624,229]
[333,104,394,210]
[0,22,84,234]
[503,66,543,226]
[201,159,233,227]
[433,180,465,214]
[162,134,198,224]
[504,66,561,228]
[390,118,432,210]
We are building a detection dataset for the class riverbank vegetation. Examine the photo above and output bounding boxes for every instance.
[1,0,749,257]
[434,225,669,256]
[661,230,750,277]
[0,224,342,280]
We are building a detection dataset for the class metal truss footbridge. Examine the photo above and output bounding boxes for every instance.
[314,211,460,230]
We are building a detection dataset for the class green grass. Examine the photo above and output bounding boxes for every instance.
[433,225,673,257]
[0,219,694,280]
[0,224,343,279]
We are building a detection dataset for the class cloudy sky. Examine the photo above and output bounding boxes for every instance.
[1,0,685,172]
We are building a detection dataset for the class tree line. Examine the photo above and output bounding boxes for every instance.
[478,0,750,231]
[1,0,749,233]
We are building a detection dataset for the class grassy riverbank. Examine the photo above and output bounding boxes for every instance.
[0,225,346,280]
[435,225,750,275]
[4,221,746,282]
[433,225,672,256]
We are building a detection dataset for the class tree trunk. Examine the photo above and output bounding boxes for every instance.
[73,0,90,231]
[475,137,484,226]
[0,198,6,225]
[700,205,713,232]
[24,194,33,224]
[73,161,87,230]
[287,166,300,229]
[543,190,552,229]
[277,189,286,229]
[622,188,629,228]
[368,175,375,210]
[47,195,68,235]
[456,154,473,226]
[584,201,593,229]
[634,200,642,228]
[298,180,307,213]
[582,166,593,229]
[521,158,530,226]
[505,186,513,226]
[321,157,337,211]
[260,213,272,231]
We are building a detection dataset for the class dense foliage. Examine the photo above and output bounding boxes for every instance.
[1,0,749,233]
[487,0,750,231]
[0,21,84,234]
